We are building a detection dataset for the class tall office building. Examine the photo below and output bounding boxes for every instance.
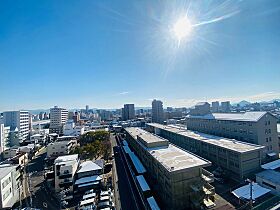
[50,106,68,135]
[211,101,219,113]
[86,105,89,114]
[152,99,164,124]
[220,101,231,113]
[122,104,135,120]
[3,110,29,142]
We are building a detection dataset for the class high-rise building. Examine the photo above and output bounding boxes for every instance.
[86,105,89,114]
[152,100,164,124]
[122,104,135,120]
[3,110,29,142]
[220,101,231,113]
[211,101,219,113]
[49,106,68,134]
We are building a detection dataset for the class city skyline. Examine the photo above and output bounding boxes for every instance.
[1,0,280,111]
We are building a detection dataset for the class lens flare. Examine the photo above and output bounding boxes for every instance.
[173,16,193,42]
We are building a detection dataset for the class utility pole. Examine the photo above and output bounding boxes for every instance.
[246,178,253,209]
[249,180,253,209]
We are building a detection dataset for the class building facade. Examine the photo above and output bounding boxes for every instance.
[47,140,77,158]
[122,104,135,121]
[50,106,68,134]
[152,99,164,124]
[220,101,231,113]
[3,110,29,142]
[0,164,21,209]
[186,111,279,161]
[54,154,79,193]
[211,101,219,113]
[0,124,10,153]
[125,127,215,210]
[147,123,264,181]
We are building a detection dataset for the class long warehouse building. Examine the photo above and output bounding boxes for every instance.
[146,123,265,181]
[125,127,215,210]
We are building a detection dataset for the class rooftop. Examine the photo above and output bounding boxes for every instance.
[187,111,269,122]
[77,161,102,173]
[0,164,17,179]
[126,127,169,148]
[148,123,264,153]
[261,159,280,170]
[232,183,271,200]
[125,127,211,172]
[54,154,79,165]
[256,170,280,186]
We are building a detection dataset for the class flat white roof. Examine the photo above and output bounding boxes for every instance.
[77,161,102,173]
[136,175,150,192]
[261,159,280,170]
[126,127,211,172]
[54,154,78,164]
[75,175,102,185]
[232,183,271,200]
[148,123,264,153]
[187,111,268,122]
[147,196,160,210]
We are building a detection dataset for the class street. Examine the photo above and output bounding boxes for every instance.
[17,148,60,210]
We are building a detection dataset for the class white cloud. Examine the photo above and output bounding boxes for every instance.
[116,91,130,96]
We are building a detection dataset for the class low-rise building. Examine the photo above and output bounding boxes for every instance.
[0,164,22,209]
[54,154,79,193]
[186,111,279,161]
[256,170,280,193]
[125,127,214,210]
[147,123,265,181]
[74,161,103,194]
[47,140,77,158]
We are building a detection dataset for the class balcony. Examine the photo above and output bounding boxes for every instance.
[203,183,215,196]
[201,168,214,183]
[59,179,73,188]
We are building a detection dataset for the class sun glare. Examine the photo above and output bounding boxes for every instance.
[173,16,193,43]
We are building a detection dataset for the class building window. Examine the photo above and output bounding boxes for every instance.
[266,138,269,142]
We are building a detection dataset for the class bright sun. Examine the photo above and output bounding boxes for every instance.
[173,17,193,42]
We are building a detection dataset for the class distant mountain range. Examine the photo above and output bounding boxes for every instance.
[24,99,280,114]
[233,99,280,107]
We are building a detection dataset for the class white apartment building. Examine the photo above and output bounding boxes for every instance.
[3,110,29,142]
[152,99,164,124]
[63,120,85,136]
[50,106,68,135]
[54,154,79,193]
[47,140,77,158]
[0,124,10,153]
[0,164,21,209]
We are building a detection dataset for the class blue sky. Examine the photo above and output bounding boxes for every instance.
[0,0,280,111]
